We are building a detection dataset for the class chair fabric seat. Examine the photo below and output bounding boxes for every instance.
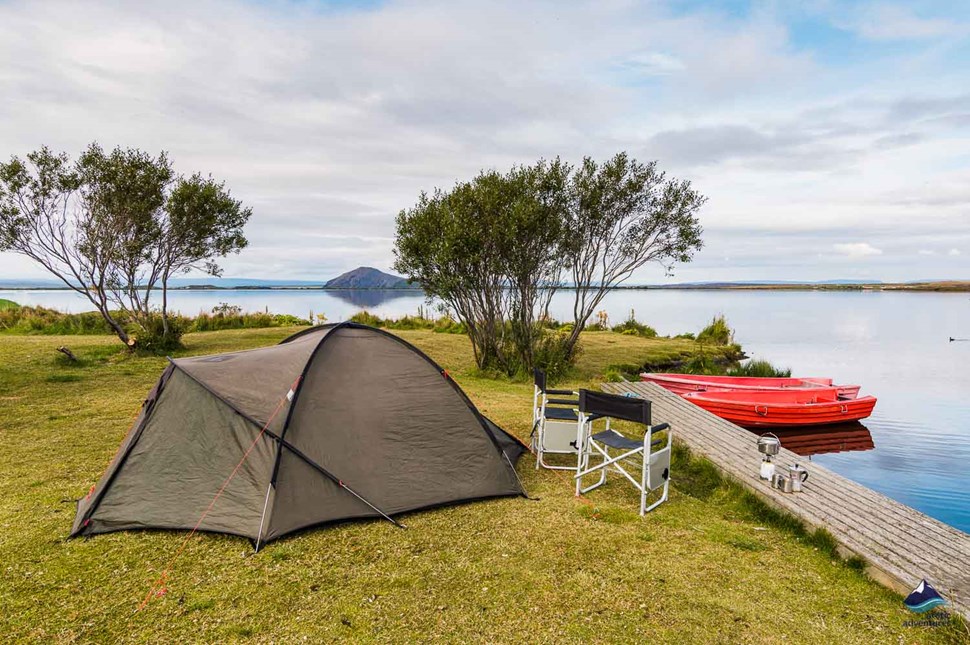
[544,406,578,421]
[591,429,642,450]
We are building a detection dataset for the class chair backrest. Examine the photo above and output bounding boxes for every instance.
[579,390,651,426]
[533,368,548,393]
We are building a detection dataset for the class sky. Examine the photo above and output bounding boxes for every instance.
[0,0,968,284]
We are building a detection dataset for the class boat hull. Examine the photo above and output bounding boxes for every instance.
[683,389,877,428]
[641,373,861,400]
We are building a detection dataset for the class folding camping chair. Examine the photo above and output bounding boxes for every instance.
[531,368,582,471]
[574,390,672,515]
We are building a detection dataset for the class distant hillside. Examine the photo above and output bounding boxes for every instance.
[324,267,417,289]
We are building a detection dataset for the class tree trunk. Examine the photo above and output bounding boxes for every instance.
[161,274,170,337]
[104,311,133,347]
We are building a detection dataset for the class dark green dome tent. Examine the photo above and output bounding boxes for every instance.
[71,323,526,546]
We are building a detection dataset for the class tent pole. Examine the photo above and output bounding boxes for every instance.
[339,482,406,529]
[254,481,274,552]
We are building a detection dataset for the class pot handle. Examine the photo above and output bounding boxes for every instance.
[800,470,809,482]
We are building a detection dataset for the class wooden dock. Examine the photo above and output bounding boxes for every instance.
[603,381,970,621]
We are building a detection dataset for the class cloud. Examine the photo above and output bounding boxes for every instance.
[918,249,936,255]
[833,242,883,257]
[0,0,968,283]
[617,52,686,77]
[836,4,968,41]
[949,248,962,256]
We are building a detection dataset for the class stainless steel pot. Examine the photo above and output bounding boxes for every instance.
[758,433,781,456]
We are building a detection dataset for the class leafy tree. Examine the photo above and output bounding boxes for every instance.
[398,152,706,377]
[0,143,250,349]
[394,160,570,375]
[563,153,705,356]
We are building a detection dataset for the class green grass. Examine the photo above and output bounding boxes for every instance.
[0,298,19,310]
[0,329,965,642]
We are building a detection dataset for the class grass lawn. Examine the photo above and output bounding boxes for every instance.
[0,328,965,642]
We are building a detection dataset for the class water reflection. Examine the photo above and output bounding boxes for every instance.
[324,289,424,309]
[759,422,875,458]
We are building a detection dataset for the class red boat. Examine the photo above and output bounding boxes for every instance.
[682,389,877,427]
[640,373,861,400]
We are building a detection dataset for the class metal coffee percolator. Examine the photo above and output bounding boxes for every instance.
[788,463,809,492]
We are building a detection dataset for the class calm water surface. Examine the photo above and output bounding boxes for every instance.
[4,288,969,533]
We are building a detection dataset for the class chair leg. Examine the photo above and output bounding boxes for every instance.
[641,453,648,516]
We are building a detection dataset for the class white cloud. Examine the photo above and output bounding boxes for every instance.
[0,0,968,283]
[918,249,936,255]
[949,248,962,256]
[837,4,968,41]
[620,52,686,76]
[834,242,883,257]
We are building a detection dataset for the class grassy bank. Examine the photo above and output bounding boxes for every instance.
[0,329,964,642]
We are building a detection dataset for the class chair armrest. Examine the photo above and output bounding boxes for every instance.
[546,388,576,396]
[548,398,579,406]
[650,422,670,433]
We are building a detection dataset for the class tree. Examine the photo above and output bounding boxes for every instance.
[562,153,705,357]
[394,152,706,378]
[0,143,251,349]
[394,159,570,375]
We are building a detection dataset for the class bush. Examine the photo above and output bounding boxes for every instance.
[0,304,311,337]
[128,314,189,353]
[348,310,467,334]
[584,310,610,331]
[727,359,791,378]
[529,330,576,382]
[274,313,313,327]
[432,316,466,334]
[348,311,384,327]
[0,305,117,335]
[611,311,657,338]
[697,315,733,345]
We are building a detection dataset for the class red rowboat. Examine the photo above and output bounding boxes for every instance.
[640,373,861,399]
[682,389,877,427]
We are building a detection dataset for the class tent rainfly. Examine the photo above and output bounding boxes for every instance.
[71,323,527,546]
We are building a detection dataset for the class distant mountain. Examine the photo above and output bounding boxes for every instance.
[324,267,416,289]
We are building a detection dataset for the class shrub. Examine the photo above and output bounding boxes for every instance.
[697,315,733,345]
[129,314,188,353]
[0,305,117,335]
[530,330,576,382]
[348,311,383,327]
[432,316,466,334]
[584,310,610,331]
[611,310,657,338]
[0,304,311,337]
[727,359,791,378]
[275,313,313,327]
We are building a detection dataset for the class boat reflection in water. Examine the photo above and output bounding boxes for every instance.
[759,422,875,458]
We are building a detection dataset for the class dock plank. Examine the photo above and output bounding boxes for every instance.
[603,381,970,620]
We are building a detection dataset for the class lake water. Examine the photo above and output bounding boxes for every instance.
[3,287,969,533]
